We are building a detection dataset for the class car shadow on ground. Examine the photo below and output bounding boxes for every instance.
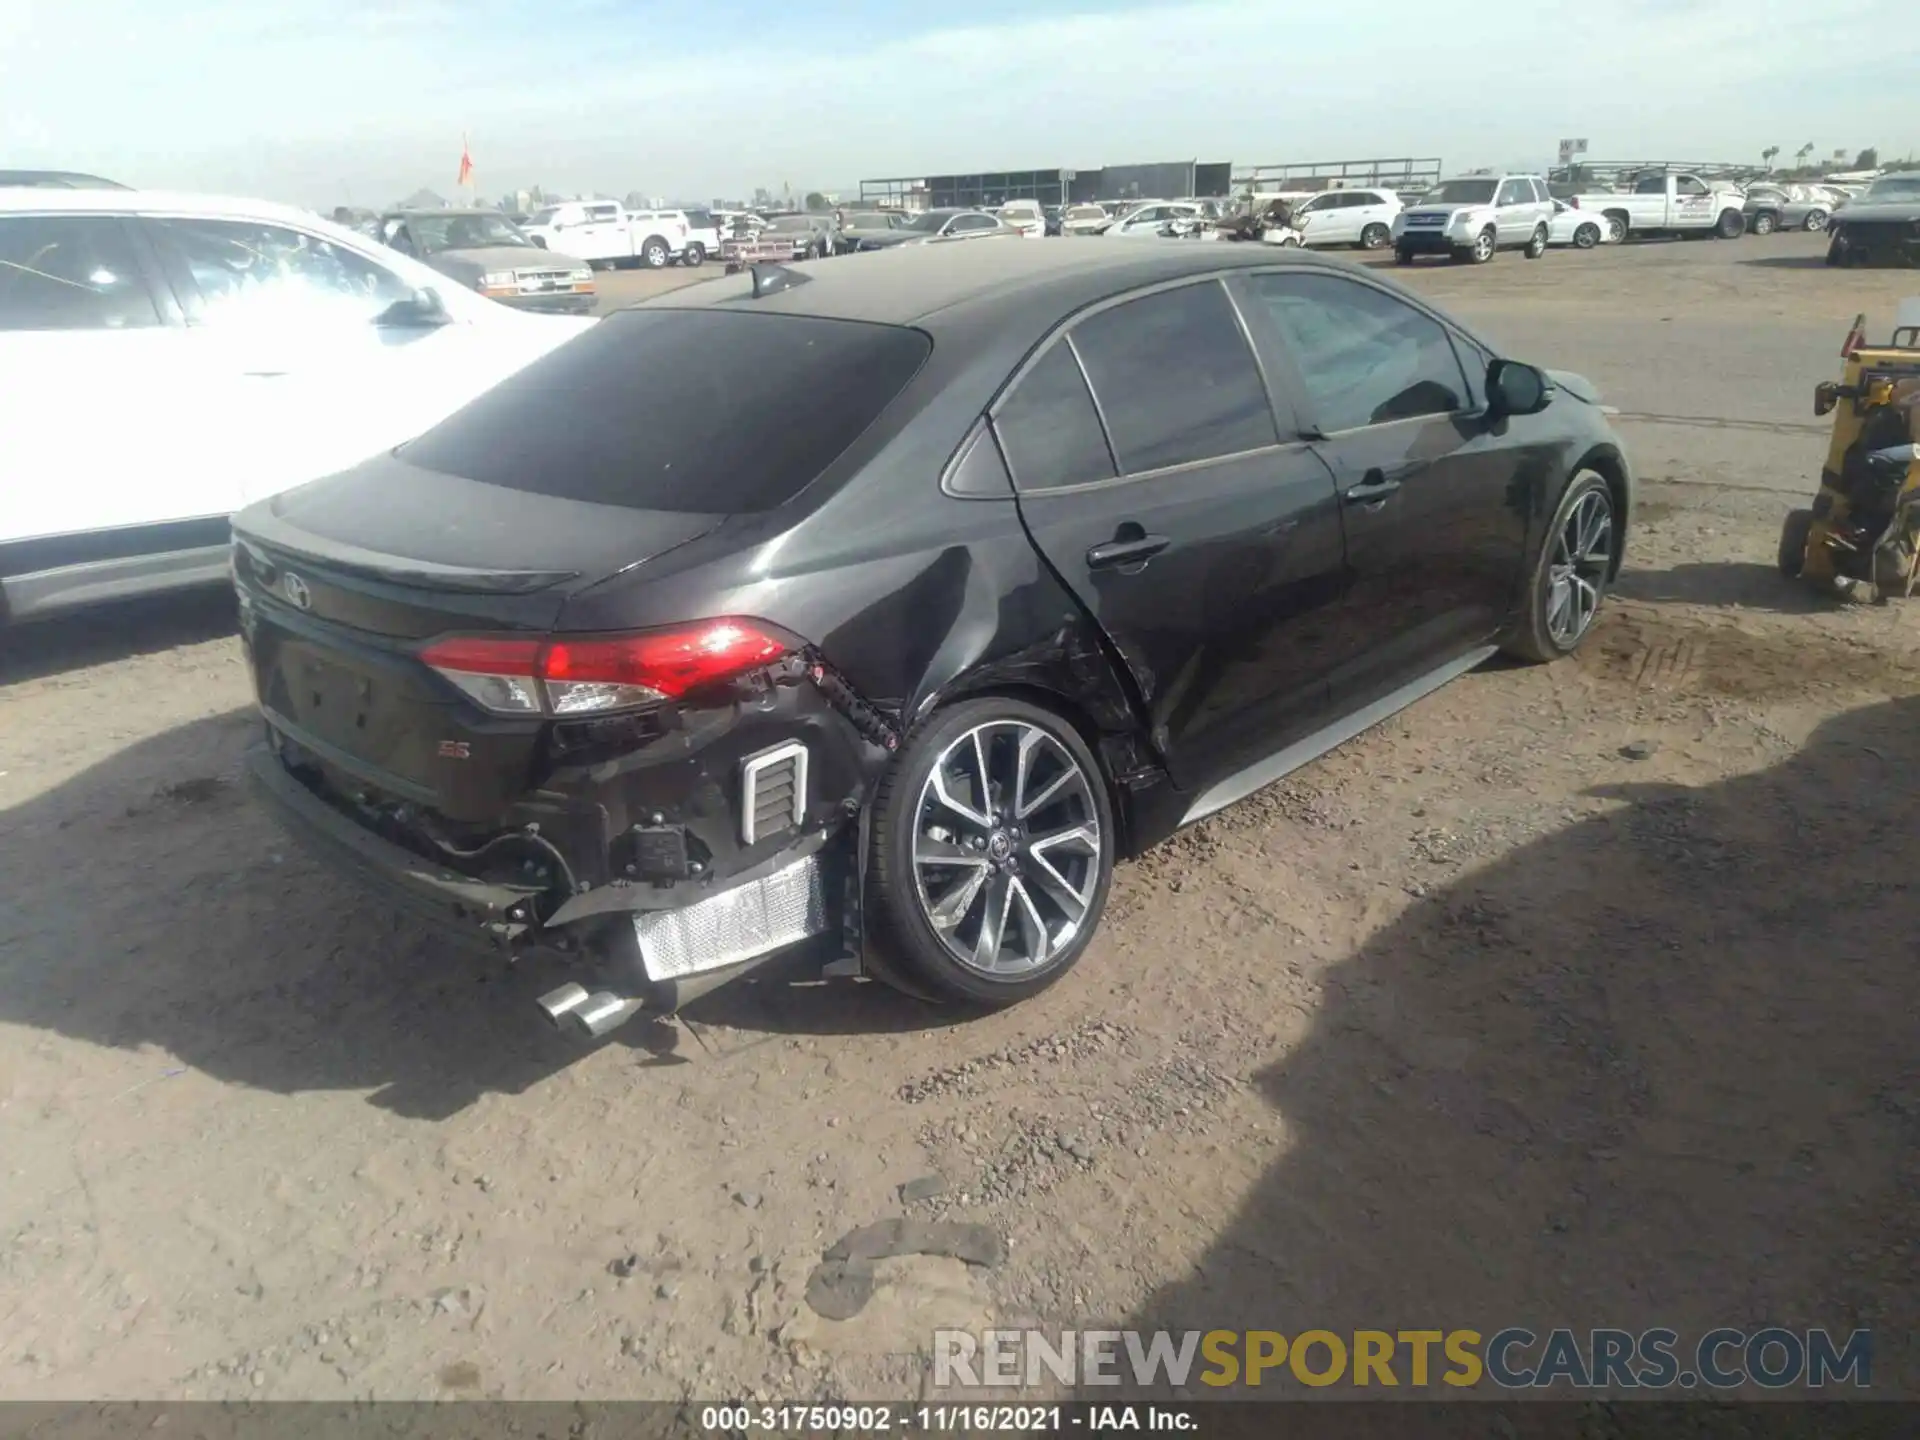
[1098,693,1918,1402]
[0,708,967,1119]
[0,589,237,684]
[1738,254,1833,270]
[1612,560,1836,614]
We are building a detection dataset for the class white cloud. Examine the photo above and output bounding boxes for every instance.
[2,0,1913,205]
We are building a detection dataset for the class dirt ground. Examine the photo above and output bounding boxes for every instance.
[2,232,1917,1404]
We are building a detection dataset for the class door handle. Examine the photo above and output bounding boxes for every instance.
[1086,533,1171,570]
[1343,470,1402,506]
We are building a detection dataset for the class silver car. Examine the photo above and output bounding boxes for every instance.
[1743,184,1833,235]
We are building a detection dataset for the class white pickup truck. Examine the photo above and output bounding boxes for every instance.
[1568,171,1747,242]
[521,200,689,269]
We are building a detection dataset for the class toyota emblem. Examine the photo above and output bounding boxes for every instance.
[281,572,312,610]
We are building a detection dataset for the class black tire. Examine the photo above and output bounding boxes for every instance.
[1394,246,1414,265]
[866,696,1116,1007]
[1605,213,1630,243]
[1358,222,1390,250]
[1826,237,1847,267]
[641,237,670,269]
[1715,208,1746,239]
[1751,211,1777,236]
[683,242,705,267]
[1572,222,1600,249]
[1778,509,1814,578]
[1804,209,1829,232]
[1524,224,1548,260]
[1500,470,1617,664]
[1467,226,1497,264]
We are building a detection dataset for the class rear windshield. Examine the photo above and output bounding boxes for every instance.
[398,309,932,513]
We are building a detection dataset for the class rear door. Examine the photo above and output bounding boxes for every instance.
[0,212,230,585]
[1236,269,1534,711]
[995,277,1348,791]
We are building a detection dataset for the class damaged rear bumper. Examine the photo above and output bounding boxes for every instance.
[246,741,857,1031]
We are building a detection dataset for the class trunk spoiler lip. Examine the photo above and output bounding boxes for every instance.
[234,511,581,596]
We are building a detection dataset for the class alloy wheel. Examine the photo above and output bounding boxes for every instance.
[1473,229,1495,261]
[1806,210,1829,232]
[910,720,1104,978]
[1546,488,1613,647]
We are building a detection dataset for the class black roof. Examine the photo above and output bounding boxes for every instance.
[649,239,1345,330]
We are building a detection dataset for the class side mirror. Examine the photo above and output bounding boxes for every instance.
[1814,381,1839,417]
[375,288,450,329]
[1486,358,1551,418]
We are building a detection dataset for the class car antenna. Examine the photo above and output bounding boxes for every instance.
[748,263,810,298]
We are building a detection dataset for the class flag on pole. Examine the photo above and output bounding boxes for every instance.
[457,135,474,189]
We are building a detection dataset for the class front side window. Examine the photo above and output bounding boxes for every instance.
[147,218,413,326]
[1494,180,1528,206]
[1247,272,1469,433]
[994,341,1115,491]
[1676,176,1708,198]
[1070,281,1277,474]
[0,214,160,331]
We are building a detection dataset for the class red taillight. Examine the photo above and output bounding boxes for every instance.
[419,621,789,716]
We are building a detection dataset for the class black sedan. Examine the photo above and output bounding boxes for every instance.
[233,243,1633,1036]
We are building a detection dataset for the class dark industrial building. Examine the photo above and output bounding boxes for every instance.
[859,160,1235,211]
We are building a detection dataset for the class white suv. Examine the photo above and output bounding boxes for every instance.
[1391,174,1555,264]
[0,190,594,623]
[1291,188,1404,250]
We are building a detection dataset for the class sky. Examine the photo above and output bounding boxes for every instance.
[3,0,1917,208]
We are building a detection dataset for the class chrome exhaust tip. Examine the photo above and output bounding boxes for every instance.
[570,990,646,1039]
[536,982,592,1029]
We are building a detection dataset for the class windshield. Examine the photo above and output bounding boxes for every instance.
[1421,180,1498,205]
[528,208,559,227]
[767,215,816,233]
[1865,175,1920,202]
[403,213,533,251]
[1066,206,1106,220]
[901,211,952,233]
[841,212,895,228]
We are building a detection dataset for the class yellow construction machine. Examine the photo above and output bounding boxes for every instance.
[1780,299,1920,600]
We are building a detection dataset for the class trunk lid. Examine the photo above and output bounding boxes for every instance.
[234,452,722,818]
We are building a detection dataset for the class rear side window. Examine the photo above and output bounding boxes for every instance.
[398,309,932,513]
[0,215,160,331]
[1069,281,1278,473]
[995,342,1116,491]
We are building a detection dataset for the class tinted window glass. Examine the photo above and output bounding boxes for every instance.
[994,341,1115,490]
[1495,180,1527,206]
[1248,273,1469,432]
[1070,281,1277,473]
[0,215,159,331]
[399,309,931,513]
[148,218,412,325]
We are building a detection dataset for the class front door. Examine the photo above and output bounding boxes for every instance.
[1235,269,1534,710]
[1493,178,1534,245]
[139,214,507,510]
[994,278,1348,791]
[578,203,629,262]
